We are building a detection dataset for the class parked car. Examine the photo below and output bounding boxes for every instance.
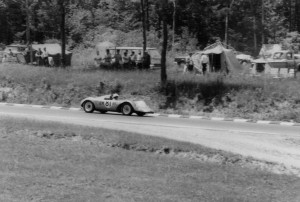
[80,94,154,116]
[174,55,189,65]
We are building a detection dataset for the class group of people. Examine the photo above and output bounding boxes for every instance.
[1,49,16,63]
[95,49,151,70]
[183,52,210,75]
[35,47,50,66]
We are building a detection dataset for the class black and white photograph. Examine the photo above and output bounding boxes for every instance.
[0,0,300,201]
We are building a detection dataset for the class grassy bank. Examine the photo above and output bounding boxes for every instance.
[0,63,300,122]
[1,117,300,202]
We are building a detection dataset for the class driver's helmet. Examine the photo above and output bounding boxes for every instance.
[112,93,119,99]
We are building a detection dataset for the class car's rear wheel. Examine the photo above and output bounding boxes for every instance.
[136,112,146,116]
[99,110,107,114]
[83,101,95,113]
[121,103,133,116]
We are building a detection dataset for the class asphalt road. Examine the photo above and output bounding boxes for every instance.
[0,105,300,170]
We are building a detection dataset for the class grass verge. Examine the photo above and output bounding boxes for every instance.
[0,116,300,202]
[0,63,300,122]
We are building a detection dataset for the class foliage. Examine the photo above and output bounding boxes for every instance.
[0,0,299,54]
[281,31,300,52]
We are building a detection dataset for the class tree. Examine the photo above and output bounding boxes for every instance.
[224,0,235,46]
[160,0,168,85]
[261,0,265,44]
[141,0,147,53]
[171,0,176,51]
[58,0,67,67]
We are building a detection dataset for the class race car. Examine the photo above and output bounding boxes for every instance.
[80,94,154,116]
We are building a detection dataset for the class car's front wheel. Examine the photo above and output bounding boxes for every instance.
[83,101,95,113]
[121,103,133,116]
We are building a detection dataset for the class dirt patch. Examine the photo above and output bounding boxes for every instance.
[13,129,300,177]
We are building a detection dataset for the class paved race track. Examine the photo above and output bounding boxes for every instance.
[0,104,300,170]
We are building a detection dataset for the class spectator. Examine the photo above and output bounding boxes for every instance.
[142,50,151,69]
[42,47,49,66]
[104,49,112,64]
[185,53,194,73]
[94,51,102,68]
[136,51,143,70]
[2,55,7,63]
[113,49,122,69]
[200,53,210,75]
[130,51,137,68]
[123,52,130,70]
[8,49,14,57]
[35,48,43,66]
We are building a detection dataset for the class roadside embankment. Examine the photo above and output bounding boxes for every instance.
[0,63,300,122]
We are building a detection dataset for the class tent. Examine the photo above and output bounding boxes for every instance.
[31,44,72,66]
[95,41,115,59]
[259,44,282,59]
[199,42,243,73]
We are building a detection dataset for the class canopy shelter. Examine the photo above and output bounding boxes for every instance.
[31,44,72,66]
[200,42,243,73]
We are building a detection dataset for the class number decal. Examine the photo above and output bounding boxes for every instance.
[104,101,111,108]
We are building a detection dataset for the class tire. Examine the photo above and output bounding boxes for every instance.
[99,110,107,114]
[121,103,133,116]
[136,112,146,116]
[83,101,95,113]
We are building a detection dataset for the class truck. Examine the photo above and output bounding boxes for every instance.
[252,50,300,77]
[267,50,300,72]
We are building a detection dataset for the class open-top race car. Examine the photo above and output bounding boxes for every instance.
[80,94,154,116]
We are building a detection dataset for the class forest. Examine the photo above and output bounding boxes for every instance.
[0,0,300,56]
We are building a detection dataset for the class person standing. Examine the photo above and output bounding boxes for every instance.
[136,51,143,70]
[130,51,137,68]
[123,52,130,70]
[35,48,43,66]
[94,51,102,68]
[42,47,49,67]
[1,55,7,63]
[186,53,194,72]
[8,49,14,57]
[104,49,112,64]
[113,49,122,69]
[102,49,112,69]
[142,51,151,69]
[200,53,210,75]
